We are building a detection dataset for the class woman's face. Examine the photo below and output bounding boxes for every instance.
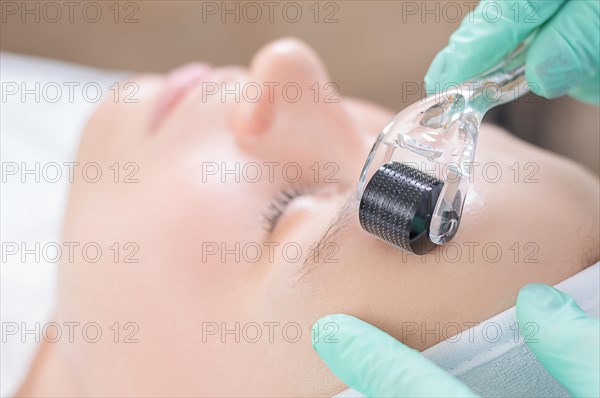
[58,38,598,396]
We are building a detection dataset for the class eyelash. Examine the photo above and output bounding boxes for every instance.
[262,186,311,233]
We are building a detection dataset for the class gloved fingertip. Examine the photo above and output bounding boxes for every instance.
[525,74,567,100]
[516,283,588,330]
[525,34,585,100]
[518,283,552,300]
[311,314,353,355]
[517,283,569,311]
[524,66,549,99]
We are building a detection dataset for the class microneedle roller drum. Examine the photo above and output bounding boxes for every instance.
[357,40,532,255]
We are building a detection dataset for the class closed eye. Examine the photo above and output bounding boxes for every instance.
[262,186,312,233]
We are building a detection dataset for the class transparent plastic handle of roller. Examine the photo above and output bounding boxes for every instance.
[428,40,531,244]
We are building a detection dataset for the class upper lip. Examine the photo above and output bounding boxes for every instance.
[150,63,213,132]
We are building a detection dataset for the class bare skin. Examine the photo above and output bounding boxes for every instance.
[18,38,599,397]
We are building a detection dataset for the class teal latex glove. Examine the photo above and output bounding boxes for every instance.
[516,284,600,398]
[312,284,600,397]
[311,314,477,397]
[424,0,600,105]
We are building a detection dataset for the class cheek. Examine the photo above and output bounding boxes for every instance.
[57,145,271,393]
[259,212,415,344]
[60,144,259,314]
[78,75,163,151]
[61,146,264,301]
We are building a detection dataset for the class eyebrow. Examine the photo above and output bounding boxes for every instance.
[295,193,357,283]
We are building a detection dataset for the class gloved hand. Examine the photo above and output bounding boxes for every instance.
[516,284,600,398]
[312,284,600,397]
[424,0,600,105]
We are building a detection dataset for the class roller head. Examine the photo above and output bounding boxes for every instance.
[359,162,444,255]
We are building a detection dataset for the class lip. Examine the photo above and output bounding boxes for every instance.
[150,62,213,131]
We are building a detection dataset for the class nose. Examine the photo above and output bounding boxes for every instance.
[233,38,366,184]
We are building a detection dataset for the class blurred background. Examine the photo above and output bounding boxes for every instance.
[1,0,598,174]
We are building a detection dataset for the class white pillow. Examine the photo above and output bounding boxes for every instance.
[0,52,123,398]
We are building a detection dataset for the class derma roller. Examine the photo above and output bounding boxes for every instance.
[358,42,531,255]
